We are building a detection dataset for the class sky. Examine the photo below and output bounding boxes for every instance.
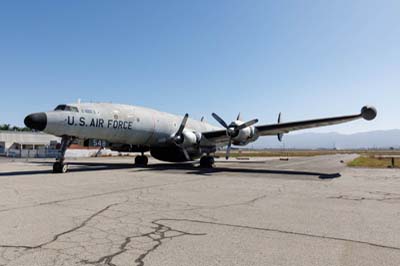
[0,0,399,134]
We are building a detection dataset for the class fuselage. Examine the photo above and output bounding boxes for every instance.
[31,102,222,146]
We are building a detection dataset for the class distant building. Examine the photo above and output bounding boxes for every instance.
[0,131,126,158]
[0,130,60,157]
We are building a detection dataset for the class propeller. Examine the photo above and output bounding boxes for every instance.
[212,113,258,160]
[173,113,188,144]
[277,112,283,142]
[172,114,191,160]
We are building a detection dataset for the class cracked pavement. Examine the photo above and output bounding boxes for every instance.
[0,155,400,265]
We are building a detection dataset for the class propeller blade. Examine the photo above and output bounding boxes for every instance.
[236,118,259,131]
[278,133,283,142]
[175,113,189,137]
[171,113,192,161]
[277,112,283,142]
[236,112,241,121]
[226,137,232,160]
[181,147,191,161]
[212,113,229,128]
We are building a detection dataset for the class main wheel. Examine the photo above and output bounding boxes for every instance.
[142,155,148,165]
[53,162,68,173]
[135,155,148,166]
[200,156,214,168]
[207,156,215,165]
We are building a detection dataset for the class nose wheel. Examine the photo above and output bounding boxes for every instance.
[135,155,148,166]
[53,162,68,173]
[53,136,74,173]
[200,155,215,168]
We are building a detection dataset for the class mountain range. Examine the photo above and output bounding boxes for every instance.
[251,129,400,149]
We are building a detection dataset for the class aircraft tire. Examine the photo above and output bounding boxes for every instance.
[142,156,148,165]
[200,156,214,168]
[135,155,148,166]
[53,162,68,173]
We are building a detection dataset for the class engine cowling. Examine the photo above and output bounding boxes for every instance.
[180,130,201,147]
[232,126,258,145]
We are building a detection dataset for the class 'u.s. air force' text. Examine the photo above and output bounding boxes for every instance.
[66,116,133,130]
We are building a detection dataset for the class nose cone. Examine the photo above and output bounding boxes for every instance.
[24,112,47,131]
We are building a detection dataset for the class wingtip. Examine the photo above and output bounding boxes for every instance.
[361,105,377,121]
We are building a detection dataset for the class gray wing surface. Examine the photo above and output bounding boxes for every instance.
[201,106,377,143]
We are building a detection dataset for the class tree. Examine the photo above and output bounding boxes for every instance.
[0,124,11,130]
[0,124,32,131]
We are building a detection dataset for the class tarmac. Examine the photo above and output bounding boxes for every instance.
[0,154,400,266]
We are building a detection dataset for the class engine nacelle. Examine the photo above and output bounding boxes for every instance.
[232,126,258,146]
[181,130,201,147]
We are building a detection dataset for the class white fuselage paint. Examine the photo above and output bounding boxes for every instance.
[44,103,222,146]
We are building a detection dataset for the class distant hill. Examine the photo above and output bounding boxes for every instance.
[252,129,400,149]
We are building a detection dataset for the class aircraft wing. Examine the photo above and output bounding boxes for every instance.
[201,106,377,143]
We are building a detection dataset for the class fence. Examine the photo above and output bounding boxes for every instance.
[5,148,59,158]
[2,148,131,158]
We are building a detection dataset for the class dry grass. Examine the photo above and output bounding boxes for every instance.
[347,156,399,168]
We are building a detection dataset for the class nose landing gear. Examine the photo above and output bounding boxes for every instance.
[53,136,74,173]
[53,162,69,173]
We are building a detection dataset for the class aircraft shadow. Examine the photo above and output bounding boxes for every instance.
[0,161,135,176]
[0,161,341,179]
[137,163,341,179]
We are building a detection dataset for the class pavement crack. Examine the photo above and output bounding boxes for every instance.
[81,236,132,266]
[134,220,205,266]
[327,195,366,201]
[199,194,268,210]
[155,218,400,252]
[178,194,269,213]
[328,191,400,202]
[0,177,207,213]
[0,202,119,250]
[82,219,205,266]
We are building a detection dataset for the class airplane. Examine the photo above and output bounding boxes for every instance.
[24,103,377,173]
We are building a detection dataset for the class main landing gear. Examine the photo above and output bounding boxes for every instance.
[200,155,214,168]
[135,152,148,166]
[53,136,74,173]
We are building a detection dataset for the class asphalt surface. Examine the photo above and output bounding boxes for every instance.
[0,155,400,266]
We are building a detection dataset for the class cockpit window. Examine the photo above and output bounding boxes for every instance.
[54,105,79,112]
